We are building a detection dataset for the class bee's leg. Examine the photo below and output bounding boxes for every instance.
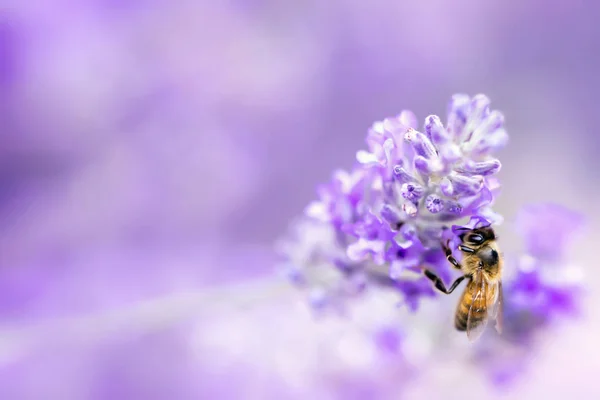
[424,270,466,294]
[442,240,462,270]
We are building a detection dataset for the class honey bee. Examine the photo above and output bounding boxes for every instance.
[424,225,503,342]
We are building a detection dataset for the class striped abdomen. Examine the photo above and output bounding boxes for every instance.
[455,279,494,331]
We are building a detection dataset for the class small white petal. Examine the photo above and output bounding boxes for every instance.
[356,150,380,165]
[305,201,329,221]
[389,261,404,279]
[402,201,417,217]
[382,138,395,165]
[398,110,418,129]
[347,239,386,262]
[371,121,385,135]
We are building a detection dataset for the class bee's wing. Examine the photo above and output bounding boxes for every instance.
[466,270,489,342]
[490,281,503,334]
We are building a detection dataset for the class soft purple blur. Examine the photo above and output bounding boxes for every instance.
[1,1,600,398]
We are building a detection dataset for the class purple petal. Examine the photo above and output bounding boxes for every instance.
[380,204,403,228]
[470,128,509,155]
[425,114,449,145]
[439,142,461,164]
[414,156,430,175]
[470,94,491,118]
[515,203,584,261]
[456,159,501,176]
[387,240,421,271]
[374,327,403,355]
[448,174,483,196]
[393,165,415,183]
[446,94,470,137]
[461,185,493,213]
[477,206,504,225]
[383,116,412,143]
[440,177,453,196]
[477,110,505,132]
[398,223,418,242]
[404,128,437,159]
[349,212,396,241]
[414,156,442,175]
[395,278,436,312]
[452,215,491,235]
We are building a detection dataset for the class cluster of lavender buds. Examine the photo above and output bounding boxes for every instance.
[279,94,508,311]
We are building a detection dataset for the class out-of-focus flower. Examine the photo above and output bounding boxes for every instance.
[514,203,584,262]
[280,94,508,312]
[473,203,584,387]
[0,272,418,400]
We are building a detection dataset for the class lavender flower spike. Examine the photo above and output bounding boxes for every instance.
[279,94,508,312]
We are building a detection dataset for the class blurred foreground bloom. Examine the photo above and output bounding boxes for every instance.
[475,203,584,387]
[280,94,508,312]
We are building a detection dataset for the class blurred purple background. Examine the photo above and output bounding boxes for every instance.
[1,1,599,398]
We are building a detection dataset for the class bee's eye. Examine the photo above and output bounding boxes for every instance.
[468,234,484,244]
